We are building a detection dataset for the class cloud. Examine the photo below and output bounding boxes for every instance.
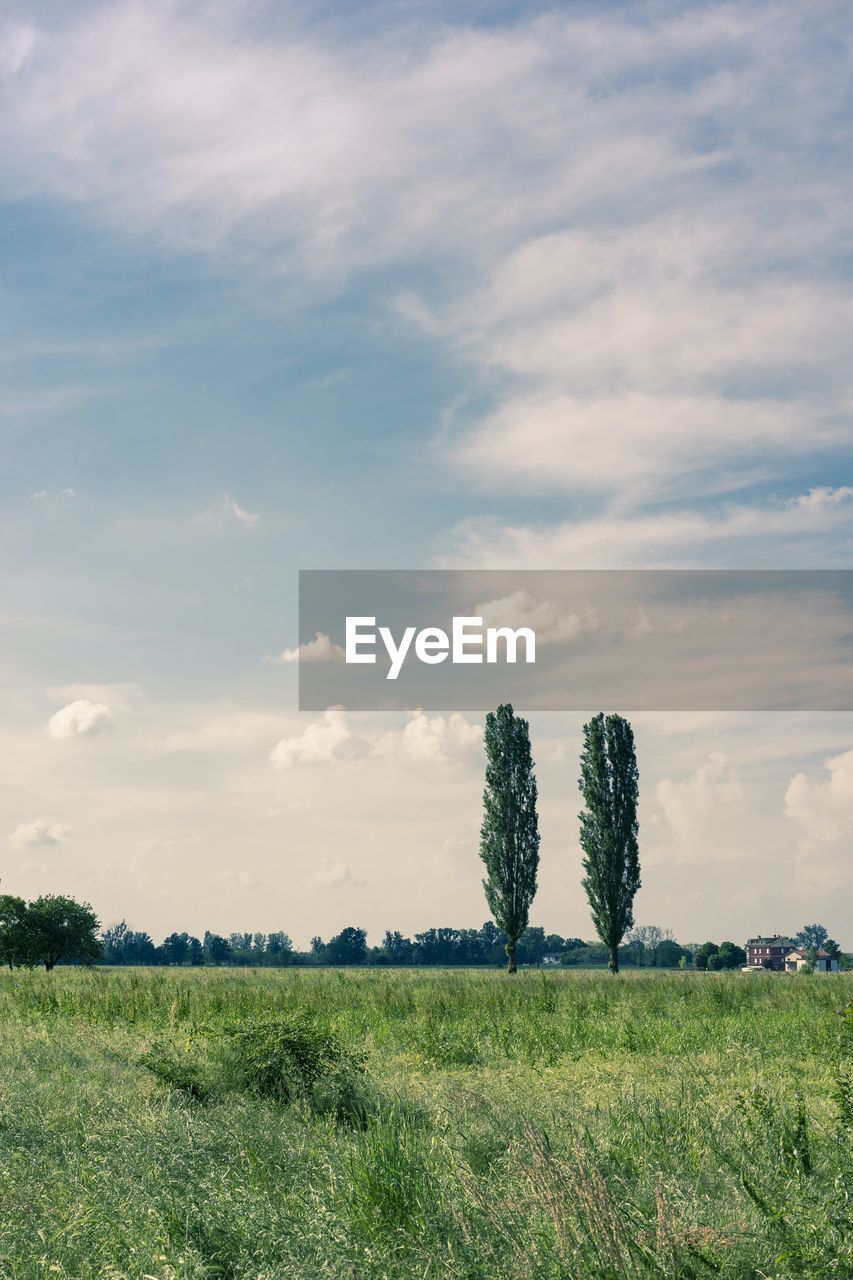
[475,589,598,644]
[654,752,745,865]
[223,493,258,526]
[274,633,345,664]
[214,867,258,889]
[269,707,351,767]
[26,487,76,502]
[785,486,853,512]
[9,820,70,848]
[47,682,141,710]
[438,490,853,569]
[159,709,290,754]
[785,749,853,849]
[308,857,359,888]
[47,699,114,739]
[2,2,850,534]
[374,709,481,764]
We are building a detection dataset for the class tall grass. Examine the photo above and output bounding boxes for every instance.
[0,968,849,1279]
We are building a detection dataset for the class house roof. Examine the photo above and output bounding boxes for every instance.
[746,935,795,946]
[786,948,831,959]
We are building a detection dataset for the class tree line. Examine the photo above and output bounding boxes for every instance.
[0,894,842,974]
[1,706,846,972]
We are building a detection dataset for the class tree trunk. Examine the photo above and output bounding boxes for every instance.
[506,940,518,974]
[44,960,54,973]
[609,945,619,974]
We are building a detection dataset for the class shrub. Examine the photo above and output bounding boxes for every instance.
[221,1016,367,1119]
[140,1040,211,1102]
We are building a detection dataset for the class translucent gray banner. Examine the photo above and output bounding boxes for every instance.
[297,570,853,711]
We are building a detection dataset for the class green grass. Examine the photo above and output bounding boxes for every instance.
[0,968,849,1279]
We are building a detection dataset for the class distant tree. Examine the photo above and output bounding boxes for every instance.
[25,895,102,972]
[478,921,507,965]
[187,936,204,966]
[228,932,253,963]
[516,926,548,966]
[203,931,232,965]
[796,923,829,950]
[655,939,688,968]
[102,920,130,964]
[578,712,641,974]
[381,930,414,965]
[560,942,610,967]
[479,703,541,974]
[161,932,191,966]
[326,926,367,966]
[716,941,746,970]
[0,894,31,969]
[693,942,718,971]
[455,928,489,965]
[265,932,293,965]
[825,938,841,961]
[414,927,462,965]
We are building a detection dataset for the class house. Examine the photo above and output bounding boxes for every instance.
[785,948,840,973]
[745,935,796,971]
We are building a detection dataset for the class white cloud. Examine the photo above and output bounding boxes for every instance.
[9,820,70,848]
[214,867,258,889]
[27,487,76,502]
[159,709,290,754]
[274,632,345,664]
[785,749,853,849]
[47,681,141,710]
[269,707,351,768]
[223,492,258,526]
[450,390,817,501]
[785,486,853,512]
[654,753,745,865]
[439,491,853,570]
[374,709,481,764]
[474,589,598,644]
[2,2,850,531]
[47,699,114,739]
[308,857,358,888]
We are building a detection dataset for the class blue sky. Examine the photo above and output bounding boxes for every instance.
[1,0,852,944]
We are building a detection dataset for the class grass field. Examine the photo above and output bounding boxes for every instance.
[0,968,850,1280]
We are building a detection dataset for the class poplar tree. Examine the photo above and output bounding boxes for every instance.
[479,703,540,974]
[578,712,640,974]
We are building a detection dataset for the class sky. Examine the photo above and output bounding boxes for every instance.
[0,0,851,947]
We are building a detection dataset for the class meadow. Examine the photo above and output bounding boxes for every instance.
[0,967,849,1280]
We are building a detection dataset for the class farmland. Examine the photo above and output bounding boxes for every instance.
[0,968,850,1280]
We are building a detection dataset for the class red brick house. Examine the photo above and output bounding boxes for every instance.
[745,935,796,971]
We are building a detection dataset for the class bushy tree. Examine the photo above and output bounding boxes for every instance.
[203,931,232,965]
[265,932,293,965]
[694,941,718,971]
[717,941,746,969]
[25,895,102,972]
[380,930,414,965]
[578,713,641,974]
[796,923,829,950]
[0,895,30,969]
[480,703,540,974]
[325,926,367,965]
